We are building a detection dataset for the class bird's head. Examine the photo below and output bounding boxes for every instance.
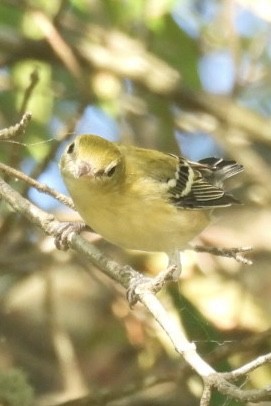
[60,134,123,182]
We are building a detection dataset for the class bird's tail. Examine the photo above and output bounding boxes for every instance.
[196,157,243,185]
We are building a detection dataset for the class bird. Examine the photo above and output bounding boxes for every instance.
[59,134,243,280]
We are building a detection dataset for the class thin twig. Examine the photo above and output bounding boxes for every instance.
[31,11,82,81]
[221,352,271,380]
[0,112,32,140]
[191,244,253,265]
[210,375,271,403]
[0,162,74,209]
[19,69,39,115]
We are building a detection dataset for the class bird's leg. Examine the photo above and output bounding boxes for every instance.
[53,221,92,250]
[125,251,181,307]
[167,250,182,281]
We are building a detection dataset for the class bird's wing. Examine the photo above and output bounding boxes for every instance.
[168,156,242,209]
[121,145,242,209]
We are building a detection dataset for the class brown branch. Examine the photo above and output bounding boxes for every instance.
[19,69,39,115]
[30,10,83,82]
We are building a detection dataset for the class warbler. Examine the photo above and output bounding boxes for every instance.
[60,134,243,271]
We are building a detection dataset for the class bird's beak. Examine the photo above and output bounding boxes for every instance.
[75,161,94,178]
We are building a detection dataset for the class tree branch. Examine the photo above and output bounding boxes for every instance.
[19,70,39,115]
[0,162,74,209]
[221,352,271,380]
[0,175,270,405]
[0,112,32,139]
[192,244,253,265]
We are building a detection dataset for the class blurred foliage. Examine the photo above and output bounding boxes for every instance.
[0,368,34,406]
[0,0,271,405]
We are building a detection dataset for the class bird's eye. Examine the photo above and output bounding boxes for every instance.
[106,165,117,177]
[67,142,75,154]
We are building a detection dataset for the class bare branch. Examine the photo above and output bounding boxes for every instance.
[0,162,75,209]
[221,352,271,380]
[31,10,83,82]
[19,69,39,115]
[210,375,271,403]
[192,244,253,265]
[200,384,212,406]
[201,354,271,404]
[0,112,32,140]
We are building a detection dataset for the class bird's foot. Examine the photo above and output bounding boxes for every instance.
[126,264,178,307]
[53,221,90,250]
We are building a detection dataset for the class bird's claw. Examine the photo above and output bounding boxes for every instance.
[126,265,178,307]
[126,274,153,307]
[54,221,89,250]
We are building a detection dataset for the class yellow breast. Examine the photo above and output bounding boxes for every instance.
[64,176,209,253]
